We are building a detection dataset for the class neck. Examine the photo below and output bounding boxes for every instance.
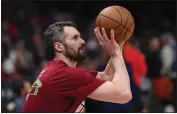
[54,54,77,68]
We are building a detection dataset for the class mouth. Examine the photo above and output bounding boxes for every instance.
[79,46,85,51]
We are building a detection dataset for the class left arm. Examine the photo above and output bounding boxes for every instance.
[97,43,124,81]
[97,59,114,81]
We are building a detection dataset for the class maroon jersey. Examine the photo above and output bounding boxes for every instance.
[23,60,105,112]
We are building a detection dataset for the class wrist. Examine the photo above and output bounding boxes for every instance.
[111,50,123,58]
[111,53,124,62]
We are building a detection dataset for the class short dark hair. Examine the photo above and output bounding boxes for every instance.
[43,21,76,60]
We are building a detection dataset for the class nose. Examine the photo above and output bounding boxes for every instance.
[81,38,85,45]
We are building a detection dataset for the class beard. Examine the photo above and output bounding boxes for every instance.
[63,43,86,62]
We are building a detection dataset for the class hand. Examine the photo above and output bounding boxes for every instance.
[119,41,125,52]
[94,28,121,57]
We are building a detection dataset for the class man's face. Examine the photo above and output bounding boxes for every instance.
[62,26,86,62]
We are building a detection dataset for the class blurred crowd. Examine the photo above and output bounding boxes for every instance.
[1,1,177,113]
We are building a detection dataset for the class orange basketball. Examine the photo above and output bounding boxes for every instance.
[95,5,135,44]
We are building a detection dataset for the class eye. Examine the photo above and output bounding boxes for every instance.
[73,35,78,40]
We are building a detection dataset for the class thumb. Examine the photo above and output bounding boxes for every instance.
[110,29,114,40]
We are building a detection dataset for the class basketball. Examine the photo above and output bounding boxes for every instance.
[95,6,135,44]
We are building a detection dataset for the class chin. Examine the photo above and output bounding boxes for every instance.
[79,50,85,54]
[76,54,86,62]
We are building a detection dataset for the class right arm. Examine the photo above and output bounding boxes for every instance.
[88,28,132,104]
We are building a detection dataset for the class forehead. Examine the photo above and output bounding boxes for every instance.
[63,26,80,38]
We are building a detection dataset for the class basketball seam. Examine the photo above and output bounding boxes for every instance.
[120,6,125,12]
[122,11,130,40]
[127,23,135,32]
[113,7,133,33]
[99,14,131,33]
[112,7,122,29]
[123,22,135,40]
[115,25,125,39]
[112,6,124,39]
[114,7,131,39]
[113,6,126,30]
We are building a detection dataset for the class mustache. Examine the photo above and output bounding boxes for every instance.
[79,44,85,50]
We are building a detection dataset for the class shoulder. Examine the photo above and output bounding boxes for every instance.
[65,67,90,78]
[64,67,97,84]
[39,60,68,81]
[65,67,85,74]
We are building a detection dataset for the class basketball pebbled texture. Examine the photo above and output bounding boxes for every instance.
[95,6,135,43]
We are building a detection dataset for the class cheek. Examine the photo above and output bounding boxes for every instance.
[73,46,80,53]
[64,40,80,52]
[70,44,79,51]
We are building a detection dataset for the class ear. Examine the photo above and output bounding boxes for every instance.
[54,42,64,52]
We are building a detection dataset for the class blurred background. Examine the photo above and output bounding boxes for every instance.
[1,0,177,113]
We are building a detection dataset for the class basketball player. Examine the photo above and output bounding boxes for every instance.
[22,21,132,112]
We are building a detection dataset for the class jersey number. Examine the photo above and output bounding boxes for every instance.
[28,79,42,96]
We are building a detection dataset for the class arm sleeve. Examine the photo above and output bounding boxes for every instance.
[52,68,106,100]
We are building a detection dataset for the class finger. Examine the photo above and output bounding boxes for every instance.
[94,28,102,41]
[120,41,125,47]
[110,29,116,42]
[101,28,109,42]
[120,41,125,51]
[120,43,124,52]
[94,28,105,43]
[110,29,114,40]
